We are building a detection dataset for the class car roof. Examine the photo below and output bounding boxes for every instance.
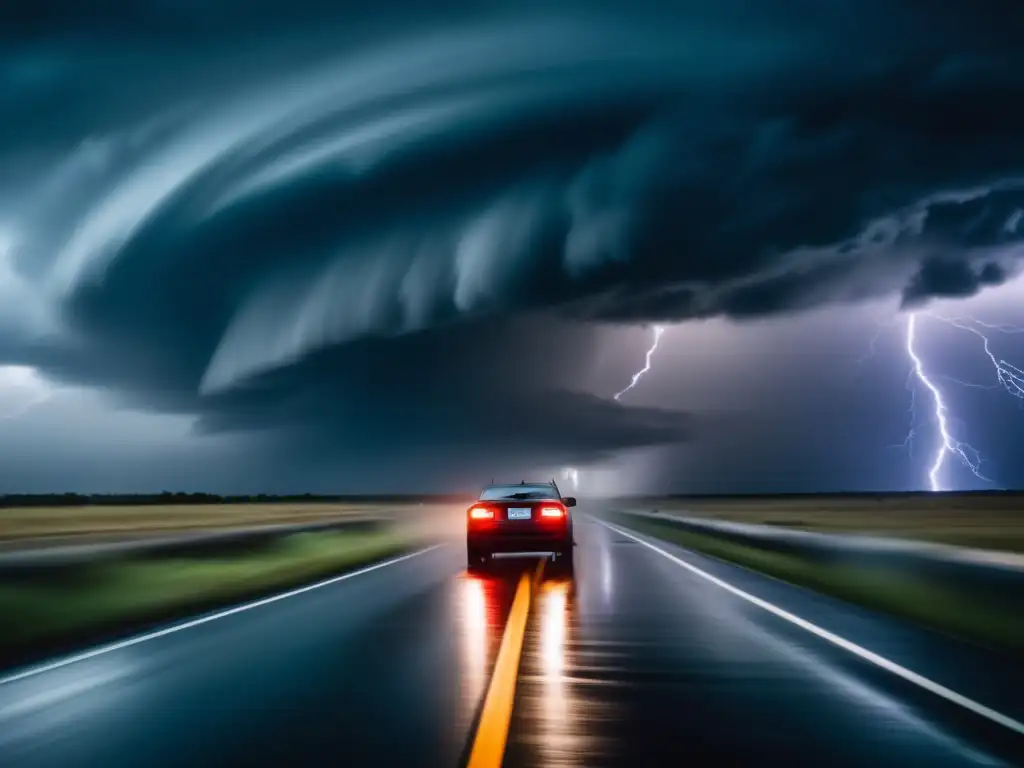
[483,481,555,488]
[478,481,560,499]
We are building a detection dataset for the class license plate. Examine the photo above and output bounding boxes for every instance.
[507,508,531,520]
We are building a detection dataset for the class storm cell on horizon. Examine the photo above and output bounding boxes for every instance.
[0,1,1023,493]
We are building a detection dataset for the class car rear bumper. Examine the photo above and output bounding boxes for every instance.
[468,532,571,554]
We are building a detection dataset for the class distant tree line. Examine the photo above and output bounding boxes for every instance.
[614,489,1017,502]
[0,492,474,508]
[4,489,1018,508]
[655,489,1016,501]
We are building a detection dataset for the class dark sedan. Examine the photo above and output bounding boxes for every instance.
[465,481,576,571]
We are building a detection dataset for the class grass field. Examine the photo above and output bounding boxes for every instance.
[0,529,412,666]
[6,494,1024,551]
[0,502,456,544]
[616,513,1024,658]
[620,493,1024,553]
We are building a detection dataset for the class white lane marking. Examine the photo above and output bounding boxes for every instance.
[0,544,444,687]
[0,669,127,720]
[596,519,1024,737]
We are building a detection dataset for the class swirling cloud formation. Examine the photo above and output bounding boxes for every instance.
[3,0,1024,479]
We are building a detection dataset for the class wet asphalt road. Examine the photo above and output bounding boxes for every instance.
[1,511,1022,767]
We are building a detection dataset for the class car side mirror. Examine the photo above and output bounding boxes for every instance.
[562,496,577,507]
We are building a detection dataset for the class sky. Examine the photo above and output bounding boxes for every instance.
[1,0,1024,495]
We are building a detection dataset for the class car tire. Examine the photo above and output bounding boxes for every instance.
[467,546,488,572]
[557,544,574,574]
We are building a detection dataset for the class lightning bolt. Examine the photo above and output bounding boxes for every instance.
[856,308,1022,490]
[855,318,895,368]
[904,313,989,491]
[898,308,1024,489]
[614,325,665,401]
[926,314,1024,401]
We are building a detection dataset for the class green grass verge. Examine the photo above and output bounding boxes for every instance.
[614,514,1024,658]
[623,498,1024,554]
[0,530,410,659]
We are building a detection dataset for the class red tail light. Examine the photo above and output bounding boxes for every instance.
[469,505,494,520]
[540,505,565,518]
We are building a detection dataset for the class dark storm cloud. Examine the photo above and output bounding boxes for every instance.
[4,0,1024,472]
[191,318,695,471]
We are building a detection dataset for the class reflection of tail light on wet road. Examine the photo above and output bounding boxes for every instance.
[536,579,580,765]
[459,575,493,709]
[464,566,598,768]
[540,582,567,679]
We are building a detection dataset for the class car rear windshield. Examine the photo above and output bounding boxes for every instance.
[479,484,557,501]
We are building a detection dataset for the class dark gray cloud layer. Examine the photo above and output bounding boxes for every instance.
[3,0,1024,482]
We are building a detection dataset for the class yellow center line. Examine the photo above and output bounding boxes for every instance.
[531,558,546,590]
[466,559,546,768]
